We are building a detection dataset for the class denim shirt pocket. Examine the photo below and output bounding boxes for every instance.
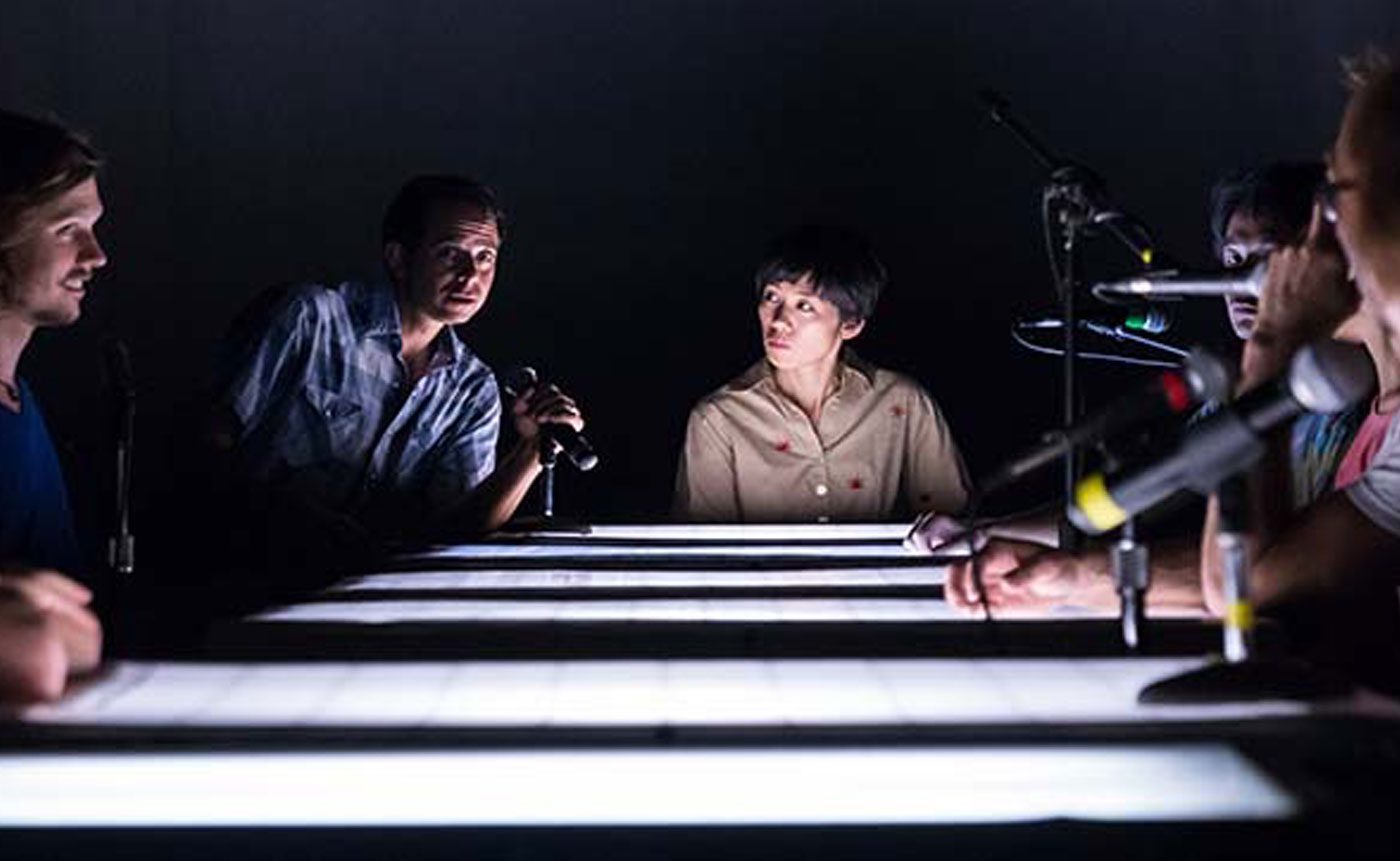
[285,384,366,466]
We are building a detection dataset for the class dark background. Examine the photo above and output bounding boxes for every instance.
[4,1,1400,567]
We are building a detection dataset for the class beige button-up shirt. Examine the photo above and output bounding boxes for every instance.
[674,357,969,522]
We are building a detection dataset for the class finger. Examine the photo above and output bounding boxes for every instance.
[43,604,102,674]
[511,386,537,416]
[6,579,83,615]
[945,562,971,611]
[26,571,92,605]
[532,395,578,417]
[961,556,1000,609]
[1310,201,1340,254]
[526,383,563,407]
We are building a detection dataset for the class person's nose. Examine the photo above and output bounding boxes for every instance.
[80,230,108,270]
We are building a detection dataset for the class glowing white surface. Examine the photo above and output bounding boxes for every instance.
[506,523,915,542]
[252,597,1010,623]
[0,745,1295,825]
[400,541,923,562]
[331,566,947,592]
[23,659,1323,727]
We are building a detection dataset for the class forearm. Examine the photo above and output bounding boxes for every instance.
[1064,535,1205,613]
[456,437,545,534]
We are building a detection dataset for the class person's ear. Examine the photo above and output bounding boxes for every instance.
[839,317,866,341]
[383,242,407,286]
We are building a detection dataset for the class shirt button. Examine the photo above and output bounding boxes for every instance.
[814,483,829,497]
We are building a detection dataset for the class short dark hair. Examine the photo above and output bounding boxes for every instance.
[0,109,102,240]
[380,174,507,250]
[1344,48,1400,233]
[1208,161,1325,257]
[754,224,886,323]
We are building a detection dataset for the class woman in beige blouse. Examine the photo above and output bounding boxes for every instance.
[674,224,969,523]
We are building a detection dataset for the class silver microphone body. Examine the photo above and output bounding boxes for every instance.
[1094,262,1265,299]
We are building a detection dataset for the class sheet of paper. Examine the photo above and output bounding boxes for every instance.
[21,657,1345,728]
[331,566,948,592]
[250,597,1022,624]
[398,541,935,562]
[502,523,916,542]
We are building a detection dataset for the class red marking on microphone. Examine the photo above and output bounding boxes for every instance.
[1159,371,1191,412]
[774,439,791,453]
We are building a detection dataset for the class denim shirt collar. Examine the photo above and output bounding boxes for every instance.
[350,282,467,373]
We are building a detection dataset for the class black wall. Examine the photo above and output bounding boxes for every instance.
[4,1,1399,556]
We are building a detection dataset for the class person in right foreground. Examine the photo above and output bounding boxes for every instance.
[1193,52,1400,686]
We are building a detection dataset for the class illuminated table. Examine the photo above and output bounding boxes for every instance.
[500,523,919,542]
[329,566,948,597]
[7,658,1400,843]
[0,746,1295,827]
[18,657,1373,729]
[389,523,957,571]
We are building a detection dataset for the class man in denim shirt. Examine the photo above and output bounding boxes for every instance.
[209,176,583,549]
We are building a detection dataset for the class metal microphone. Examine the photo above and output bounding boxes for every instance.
[1017,308,1173,335]
[1068,339,1373,534]
[499,365,599,472]
[979,347,1231,495]
[1093,262,1265,299]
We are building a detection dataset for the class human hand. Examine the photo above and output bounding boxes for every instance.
[1251,203,1357,355]
[0,566,102,674]
[944,539,1097,616]
[511,383,585,442]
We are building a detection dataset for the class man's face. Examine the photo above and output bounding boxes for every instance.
[0,178,107,328]
[757,274,863,373]
[391,203,501,327]
[1220,210,1274,339]
[1331,101,1376,300]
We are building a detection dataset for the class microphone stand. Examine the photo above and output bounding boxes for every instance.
[538,433,560,520]
[107,346,136,577]
[1111,517,1149,653]
[982,91,1156,554]
[1138,475,1350,703]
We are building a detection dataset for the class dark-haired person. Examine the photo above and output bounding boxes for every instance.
[0,109,105,701]
[674,224,968,523]
[1199,51,1400,632]
[917,159,1396,618]
[208,175,585,548]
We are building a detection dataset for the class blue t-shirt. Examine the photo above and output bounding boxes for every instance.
[0,379,83,574]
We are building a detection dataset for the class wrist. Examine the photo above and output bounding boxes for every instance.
[1241,328,1304,389]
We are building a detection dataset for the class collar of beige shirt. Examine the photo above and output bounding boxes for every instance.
[729,350,878,404]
